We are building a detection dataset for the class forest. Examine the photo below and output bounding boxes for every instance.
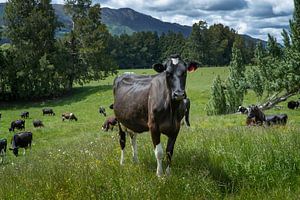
[0,0,259,100]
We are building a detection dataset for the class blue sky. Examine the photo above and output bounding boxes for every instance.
[0,0,294,42]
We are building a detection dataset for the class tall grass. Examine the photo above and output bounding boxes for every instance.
[0,67,300,199]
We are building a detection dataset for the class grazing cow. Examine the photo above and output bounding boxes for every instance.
[113,54,198,177]
[0,138,7,163]
[102,116,118,131]
[237,106,248,114]
[42,108,55,116]
[0,112,2,120]
[99,106,107,117]
[287,100,299,109]
[62,113,78,121]
[9,119,25,132]
[33,120,44,128]
[9,132,32,157]
[20,111,29,119]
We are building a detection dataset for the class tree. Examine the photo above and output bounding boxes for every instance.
[4,0,61,99]
[246,0,300,110]
[206,75,227,115]
[225,42,247,113]
[183,21,208,65]
[64,0,116,88]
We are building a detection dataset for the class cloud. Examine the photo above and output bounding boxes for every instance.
[0,0,294,42]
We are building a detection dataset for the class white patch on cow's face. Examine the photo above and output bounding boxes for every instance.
[171,58,179,65]
[155,143,163,177]
[120,149,125,165]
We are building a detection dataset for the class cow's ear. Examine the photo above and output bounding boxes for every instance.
[152,63,166,73]
[187,61,199,72]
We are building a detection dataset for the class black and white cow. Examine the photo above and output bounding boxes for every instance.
[20,111,29,119]
[9,132,32,157]
[113,54,198,177]
[99,106,107,117]
[237,106,249,114]
[9,119,25,132]
[0,138,7,163]
[42,108,55,116]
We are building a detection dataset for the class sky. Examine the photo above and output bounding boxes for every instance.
[1,0,295,42]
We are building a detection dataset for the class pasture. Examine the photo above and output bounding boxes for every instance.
[0,67,300,199]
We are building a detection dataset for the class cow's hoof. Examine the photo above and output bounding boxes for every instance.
[165,166,171,176]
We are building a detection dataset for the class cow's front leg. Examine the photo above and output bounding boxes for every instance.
[151,129,163,177]
[166,135,178,176]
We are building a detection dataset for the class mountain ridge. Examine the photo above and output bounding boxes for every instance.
[0,3,265,44]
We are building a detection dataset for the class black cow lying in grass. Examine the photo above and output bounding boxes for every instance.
[9,132,32,157]
[62,113,78,121]
[287,100,299,109]
[99,106,107,117]
[247,105,288,126]
[0,138,7,163]
[102,116,118,131]
[9,119,25,132]
[20,111,29,119]
[42,108,55,116]
[33,120,44,128]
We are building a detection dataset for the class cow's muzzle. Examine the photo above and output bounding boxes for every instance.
[172,91,185,101]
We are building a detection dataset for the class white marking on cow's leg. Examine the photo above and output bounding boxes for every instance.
[120,149,125,165]
[23,148,26,156]
[155,143,164,177]
[130,133,138,163]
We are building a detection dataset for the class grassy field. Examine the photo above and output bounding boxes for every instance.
[1,67,300,199]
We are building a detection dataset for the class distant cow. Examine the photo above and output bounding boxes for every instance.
[9,132,32,157]
[99,106,106,117]
[113,54,198,177]
[33,120,44,128]
[102,116,118,131]
[0,112,2,120]
[0,138,7,163]
[20,111,29,119]
[42,108,55,116]
[9,119,25,132]
[62,113,78,121]
[237,106,248,114]
[247,105,288,126]
[287,100,299,109]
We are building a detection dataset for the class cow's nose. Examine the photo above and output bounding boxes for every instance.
[173,91,185,100]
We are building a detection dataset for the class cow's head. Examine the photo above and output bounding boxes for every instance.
[153,54,198,101]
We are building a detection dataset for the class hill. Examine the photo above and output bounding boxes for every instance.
[0,3,266,45]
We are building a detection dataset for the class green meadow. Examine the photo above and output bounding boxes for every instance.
[1,67,300,199]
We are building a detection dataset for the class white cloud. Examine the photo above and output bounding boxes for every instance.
[0,0,295,42]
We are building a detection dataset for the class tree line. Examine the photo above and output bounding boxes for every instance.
[0,0,257,100]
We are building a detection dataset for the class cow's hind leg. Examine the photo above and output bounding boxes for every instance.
[118,123,126,165]
[129,132,138,163]
[165,135,178,176]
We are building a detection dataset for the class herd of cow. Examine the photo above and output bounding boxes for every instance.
[0,54,299,178]
[0,108,81,163]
